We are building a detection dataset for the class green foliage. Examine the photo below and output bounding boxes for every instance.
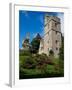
[19,50,31,56]
[58,36,64,76]
[46,65,55,73]
[19,50,64,79]
[30,34,41,53]
[20,55,37,69]
[49,50,54,56]
[59,36,64,60]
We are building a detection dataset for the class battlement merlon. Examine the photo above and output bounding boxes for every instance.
[44,15,61,26]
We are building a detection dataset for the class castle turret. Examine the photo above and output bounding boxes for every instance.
[22,32,30,50]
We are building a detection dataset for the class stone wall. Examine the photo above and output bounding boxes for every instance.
[39,15,61,57]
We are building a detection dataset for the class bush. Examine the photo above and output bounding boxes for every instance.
[20,55,37,69]
[19,50,64,79]
[59,36,64,60]
[19,50,31,56]
[46,65,55,73]
[49,50,54,56]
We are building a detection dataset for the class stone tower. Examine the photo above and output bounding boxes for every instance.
[39,15,62,57]
[22,32,30,50]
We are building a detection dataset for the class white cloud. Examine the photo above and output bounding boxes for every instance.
[22,11,29,18]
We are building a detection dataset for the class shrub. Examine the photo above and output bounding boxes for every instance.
[59,36,64,60]
[46,65,55,73]
[19,50,31,56]
[49,50,54,56]
[20,55,37,69]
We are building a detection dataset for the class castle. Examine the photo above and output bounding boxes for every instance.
[22,15,62,57]
[22,33,30,50]
[39,15,62,57]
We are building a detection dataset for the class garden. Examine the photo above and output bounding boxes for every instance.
[19,50,64,79]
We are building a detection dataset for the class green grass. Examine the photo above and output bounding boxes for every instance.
[46,65,55,73]
[19,51,64,79]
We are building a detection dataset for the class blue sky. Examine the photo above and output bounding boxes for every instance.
[19,10,64,48]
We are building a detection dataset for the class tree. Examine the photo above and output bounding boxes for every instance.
[30,33,41,53]
[59,36,64,60]
[58,36,64,76]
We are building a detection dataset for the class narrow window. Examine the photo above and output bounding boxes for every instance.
[56,47,58,50]
[48,32,49,35]
[55,40,58,44]
[56,31,57,34]
[55,22,57,27]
